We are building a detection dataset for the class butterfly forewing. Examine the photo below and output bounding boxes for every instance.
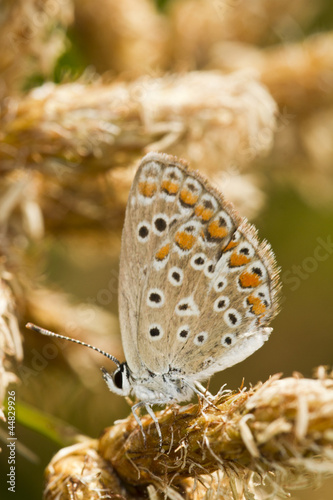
[119,153,279,379]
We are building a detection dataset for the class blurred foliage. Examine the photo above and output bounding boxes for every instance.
[154,0,170,13]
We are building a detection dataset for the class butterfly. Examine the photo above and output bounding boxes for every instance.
[27,152,279,444]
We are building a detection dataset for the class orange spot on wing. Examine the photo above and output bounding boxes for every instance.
[229,252,250,267]
[224,240,239,251]
[239,271,261,288]
[175,231,196,250]
[195,204,214,221]
[138,181,157,198]
[161,180,179,195]
[180,189,199,206]
[247,295,266,316]
[155,244,170,261]
[208,221,228,239]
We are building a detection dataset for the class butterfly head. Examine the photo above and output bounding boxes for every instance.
[25,323,133,396]
[101,363,132,396]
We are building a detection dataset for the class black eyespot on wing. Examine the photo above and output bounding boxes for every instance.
[252,267,263,277]
[203,199,214,209]
[150,327,161,337]
[224,336,232,345]
[195,256,205,265]
[149,292,162,303]
[180,329,188,338]
[172,271,181,282]
[229,313,237,325]
[139,225,149,238]
[154,218,167,232]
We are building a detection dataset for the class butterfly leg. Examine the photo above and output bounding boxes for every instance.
[131,402,163,448]
[144,403,162,449]
[131,402,147,447]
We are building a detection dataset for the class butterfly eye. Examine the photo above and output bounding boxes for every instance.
[113,369,123,389]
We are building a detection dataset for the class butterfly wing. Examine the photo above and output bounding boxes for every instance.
[119,152,280,380]
[119,152,190,376]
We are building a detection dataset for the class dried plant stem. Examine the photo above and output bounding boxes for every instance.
[44,370,333,499]
[0,71,276,174]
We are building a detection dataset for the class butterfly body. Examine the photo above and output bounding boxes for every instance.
[103,363,194,404]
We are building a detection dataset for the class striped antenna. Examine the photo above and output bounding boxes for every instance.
[26,323,121,367]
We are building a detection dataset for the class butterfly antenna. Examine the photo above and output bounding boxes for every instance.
[25,323,121,367]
